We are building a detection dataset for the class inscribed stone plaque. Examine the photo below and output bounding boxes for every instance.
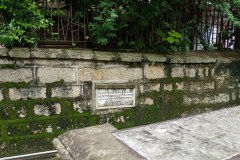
[96,88,135,109]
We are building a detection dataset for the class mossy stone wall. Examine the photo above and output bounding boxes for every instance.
[0,48,240,157]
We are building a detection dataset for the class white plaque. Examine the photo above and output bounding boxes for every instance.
[95,88,135,109]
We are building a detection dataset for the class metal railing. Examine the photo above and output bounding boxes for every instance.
[37,0,239,50]
[0,150,58,160]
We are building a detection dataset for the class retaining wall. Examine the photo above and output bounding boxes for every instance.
[0,48,240,156]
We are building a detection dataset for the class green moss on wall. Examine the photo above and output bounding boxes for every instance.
[0,74,239,157]
[0,63,18,70]
[0,82,30,89]
[0,134,57,157]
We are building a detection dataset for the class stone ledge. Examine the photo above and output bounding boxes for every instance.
[165,54,216,63]
[9,48,31,58]
[3,48,240,64]
[53,123,145,160]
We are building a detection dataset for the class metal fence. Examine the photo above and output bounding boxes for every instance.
[37,0,89,48]
[37,0,239,50]
[193,1,237,50]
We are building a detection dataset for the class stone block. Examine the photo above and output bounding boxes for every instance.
[211,67,216,76]
[9,87,46,100]
[0,59,15,65]
[73,101,89,113]
[31,48,65,58]
[144,98,154,105]
[185,67,197,78]
[166,55,184,63]
[72,61,94,68]
[216,68,230,77]
[176,82,184,90]
[144,65,165,79]
[119,53,143,62]
[53,124,144,160]
[183,55,217,63]
[165,54,217,64]
[18,106,27,118]
[79,66,143,81]
[46,125,53,133]
[0,48,8,56]
[216,78,236,89]
[139,85,144,94]
[205,67,210,77]
[164,84,173,91]
[208,93,229,103]
[52,103,61,114]
[37,67,76,84]
[34,105,50,116]
[143,54,167,62]
[184,81,215,91]
[9,48,30,58]
[198,68,204,77]
[184,93,229,105]
[94,51,117,61]
[139,84,160,93]
[31,59,73,67]
[232,92,237,101]
[34,103,61,116]
[31,49,95,60]
[171,66,184,78]
[0,89,3,101]
[0,68,33,82]
[67,50,94,60]
[51,86,83,98]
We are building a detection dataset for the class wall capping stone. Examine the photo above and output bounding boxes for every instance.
[3,48,240,64]
[8,48,31,58]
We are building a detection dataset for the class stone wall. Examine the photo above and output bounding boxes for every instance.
[0,48,240,156]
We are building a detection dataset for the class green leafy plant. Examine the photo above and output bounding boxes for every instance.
[88,0,127,46]
[0,0,52,47]
[156,29,183,52]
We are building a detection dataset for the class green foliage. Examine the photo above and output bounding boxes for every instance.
[87,0,193,52]
[156,29,183,52]
[209,0,240,27]
[1,0,240,51]
[87,0,240,52]
[0,0,52,47]
[89,1,127,46]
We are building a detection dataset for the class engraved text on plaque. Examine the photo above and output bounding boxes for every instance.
[96,88,135,109]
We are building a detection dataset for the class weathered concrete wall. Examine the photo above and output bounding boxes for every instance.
[0,48,240,156]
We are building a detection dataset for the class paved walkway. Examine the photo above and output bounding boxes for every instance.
[54,106,240,160]
[113,106,240,160]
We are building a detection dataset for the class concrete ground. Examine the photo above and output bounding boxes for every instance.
[54,106,240,160]
[53,124,144,160]
[113,106,240,160]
